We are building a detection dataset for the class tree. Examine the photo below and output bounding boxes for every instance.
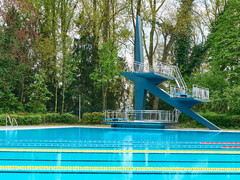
[70,37,102,113]
[90,40,123,110]
[207,0,240,87]
[27,70,53,113]
[151,0,194,109]
[174,27,207,77]
[0,1,38,112]
[30,0,61,113]
[142,0,166,66]
[59,0,78,113]
[190,0,240,114]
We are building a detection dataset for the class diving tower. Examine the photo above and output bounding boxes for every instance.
[104,15,220,130]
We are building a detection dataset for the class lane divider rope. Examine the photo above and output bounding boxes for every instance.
[222,146,240,149]
[0,165,239,172]
[0,148,240,154]
[0,143,223,149]
[201,142,240,145]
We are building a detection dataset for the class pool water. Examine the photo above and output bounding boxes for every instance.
[0,127,240,179]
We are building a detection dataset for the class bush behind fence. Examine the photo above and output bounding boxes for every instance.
[0,112,239,129]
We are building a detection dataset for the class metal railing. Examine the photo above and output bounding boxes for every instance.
[128,62,210,100]
[6,115,18,127]
[173,66,187,90]
[170,85,188,97]
[170,85,209,100]
[192,85,209,100]
[105,110,179,123]
[129,62,187,89]
[129,61,175,77]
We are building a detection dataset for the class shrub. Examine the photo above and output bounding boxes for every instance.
[81,112,104,125]
[0,113,78,126]
[178,112,240,129]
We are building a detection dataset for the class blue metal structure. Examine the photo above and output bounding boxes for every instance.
[135,15,144,64]
[120,15,221,130]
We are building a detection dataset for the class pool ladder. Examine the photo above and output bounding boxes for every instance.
[6,115,18,127]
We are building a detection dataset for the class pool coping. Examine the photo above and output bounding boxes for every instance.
[0,125,240,133]
[0,125,110,131]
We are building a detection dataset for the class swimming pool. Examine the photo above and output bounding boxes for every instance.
[0,127,240,179]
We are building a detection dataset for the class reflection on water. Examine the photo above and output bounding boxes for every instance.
[0,127,237,143]
[0,128,240,180]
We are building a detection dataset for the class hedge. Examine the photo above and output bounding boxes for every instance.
[178,112,240,129]
[81,112,104,125]
[0,113,78,126]
[81,111,240,129]
[1,111,239,129]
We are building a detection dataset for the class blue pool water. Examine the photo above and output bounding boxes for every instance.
[0,127,240,179]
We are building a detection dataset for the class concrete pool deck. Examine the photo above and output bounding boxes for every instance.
[0,125,240,133]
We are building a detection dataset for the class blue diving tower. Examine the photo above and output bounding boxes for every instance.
[104,15,221,130]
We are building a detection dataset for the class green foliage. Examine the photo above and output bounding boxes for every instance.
[207,0,240,86]
[174,27,192,76]
[0,113,78,126]
[27,70,53,113]
[0,92,24,113]
[0,2,38,113]
[174,27,206,77]
[90,40,121,87]
[178,112,240,129]
[90,40,124,110]
[223,86,240,115]
[70,37,102,113]
[0,0,239,119]
[81,112,104,125]
[190,0,240,115]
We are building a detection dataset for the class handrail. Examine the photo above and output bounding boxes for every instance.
[192,85,209,100]
[128,62,209,100]
[130,62,187,90]
[130,61,175,77]
[104,110,179,123]
[12,118,18,127]
[173,66,187,91]
[170,85,210,100]
[6,115,11,127]
[6,115,18,127]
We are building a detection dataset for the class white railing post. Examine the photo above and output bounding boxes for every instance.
[6,115,18,127]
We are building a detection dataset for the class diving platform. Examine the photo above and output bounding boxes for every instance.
[104,110,178,129]
[119,62,220,130]
[105,15,220,130]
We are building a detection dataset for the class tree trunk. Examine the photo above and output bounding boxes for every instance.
[60,0,67,114]
[102,85,108,111]
[52,0,58,113]
[62,82,65,113]
[148,0,156,67]
[61,37,66,114]
[92,0,98,65]
[136,0,141,16]
[153,96,159,110]
[55,85,58,112]
[103,0,110,42]
[20,78,24,104]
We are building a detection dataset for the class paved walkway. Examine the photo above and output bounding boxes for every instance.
[0,124,110,130]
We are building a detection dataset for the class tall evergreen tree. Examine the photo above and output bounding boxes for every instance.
[207,0,240,86]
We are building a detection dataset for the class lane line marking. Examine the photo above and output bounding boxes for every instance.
[0,148,240,154]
